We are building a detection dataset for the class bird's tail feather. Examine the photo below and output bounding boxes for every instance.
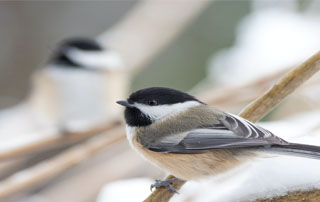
[265,143,320,159]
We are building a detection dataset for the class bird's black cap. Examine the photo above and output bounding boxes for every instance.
[58,37,103,51]
[127,87,200,106]
[48,37,103,69]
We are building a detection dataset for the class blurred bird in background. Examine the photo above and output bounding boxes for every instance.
[30,37,127,130]
[0,37,127,151]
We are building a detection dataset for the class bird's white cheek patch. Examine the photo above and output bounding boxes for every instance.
[66,48,124,70]
[134,101,201,121]
[125,125,137,149]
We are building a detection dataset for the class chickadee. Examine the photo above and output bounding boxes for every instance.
[117,87,320,192]
[29,37,127,130]
[0,37,127,150]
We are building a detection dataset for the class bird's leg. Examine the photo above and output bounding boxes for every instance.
[150,178,181,194]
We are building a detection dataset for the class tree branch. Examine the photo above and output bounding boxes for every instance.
[143,52,320,202]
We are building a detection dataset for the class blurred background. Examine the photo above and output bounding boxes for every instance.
[0,0,250,109]
[1,0,320,202]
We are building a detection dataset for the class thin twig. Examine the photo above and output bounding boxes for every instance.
[144,52,320,202]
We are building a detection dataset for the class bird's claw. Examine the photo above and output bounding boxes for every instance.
[150,178,180,194]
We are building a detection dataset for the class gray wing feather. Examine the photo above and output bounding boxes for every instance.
[146,113,288,153]
[220,113,286,144]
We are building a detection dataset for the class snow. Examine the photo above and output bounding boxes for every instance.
[96,178,154,202]
[207,8,320,86]
[173,156,320,202]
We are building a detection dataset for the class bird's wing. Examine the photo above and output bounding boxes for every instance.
[145,113,288,153]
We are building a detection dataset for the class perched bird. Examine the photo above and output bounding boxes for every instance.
[117,87,320,192]
[0,37,127,151]
[29,37,127,130]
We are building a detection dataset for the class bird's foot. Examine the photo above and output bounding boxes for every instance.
[150,178,181,194]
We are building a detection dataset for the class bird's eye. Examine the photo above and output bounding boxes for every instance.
[148,100,157,106]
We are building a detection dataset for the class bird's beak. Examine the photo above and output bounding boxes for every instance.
[116,100,134,108]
